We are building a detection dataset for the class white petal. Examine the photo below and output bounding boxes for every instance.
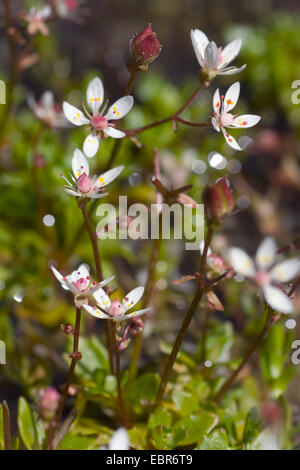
[221,127,242,151]
[113,307,152,322]
[63,102,89,126]
[228,247,256,277]
[83,134,99,158]
[213,88,221,113]
[122,286,144,312]
[108,428,129,450]
[95,166,124,189]
[223,82,240,113]
[86,77,104,115]
[219,39,242,69]
[41,91,54,109]
[104,96,134,121]
[70,264,90,283]
[255,237,277,271]
[204,42,219,69]
[190,29,209,67]
[50,265,69,291]
[263,285,294,314]
[83,304,111,319]
[104,127,125,139]
[88,192,108,199]
[211,116,220,132]
[99,275,115,288]
[232,114,261,129]
[93,287,111,311]
[217,64,247,75]
[270,259,300,283]
[72,148,89,178]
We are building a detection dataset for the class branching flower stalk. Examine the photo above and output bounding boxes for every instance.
[47,306,82,449]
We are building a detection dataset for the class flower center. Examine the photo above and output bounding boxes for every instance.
[108,299,124,317]
[74,278,88,292]
[220,112,234,127]
[254,271,271,287]
[76,173,92,193]
[217,47,223,65]
[91,114,109,131]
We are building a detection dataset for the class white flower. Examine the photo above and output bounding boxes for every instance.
[28,91,67,128]
[108,428,129,450]
[54,0,86,21]
[23,6,52,36]
[51,263,114,296]
[84,285,152,322]
[212,82,261,151]
[190,29,246,77]
[62,148,123,199]
[63,77,133,158]
[228,237,300,314]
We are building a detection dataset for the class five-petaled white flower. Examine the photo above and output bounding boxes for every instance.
[28,91,67,128]
[23,6,52,36]
[63,77,133,158]
[83,285,152,321]
[190,29,246,78]
[228,237,300,314]
[212,82,261,151]
[51,263,113,296]
[62,148,123,199]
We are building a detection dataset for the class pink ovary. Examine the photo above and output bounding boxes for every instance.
[76,173,92,193]
[220,112,234,127]
[74,278,88,292]
[254,271,271,287]
[91,114,109,131]
[108,299,123,317]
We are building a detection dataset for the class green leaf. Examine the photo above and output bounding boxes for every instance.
[72,336,109,381]
[197,428,230,450]
[243,407,261,444]
[172,391,199,416]
[126,373,160,414]
[128,425,147,450]
[173,411,218,446]
[148,407,172,429]
[59,433,97,450]
[17,397,38,450]
[204,322,234,363]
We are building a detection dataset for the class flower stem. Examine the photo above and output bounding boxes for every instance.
[213,307,274,403]
[2,401,11,450]
[80,203,115,374]
[126,82,205,137]
[47,307,82,450]
[154,224,214,407]
[111,323,131,429]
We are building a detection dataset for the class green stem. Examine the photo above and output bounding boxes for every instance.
[154,224,214,407]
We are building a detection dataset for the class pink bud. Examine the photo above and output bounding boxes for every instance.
[203,177,235,221]
[74,277,88,292]
[39,387,60,420]
[108,299,123,317]
[129,24,162,66]
[76,173,92,193]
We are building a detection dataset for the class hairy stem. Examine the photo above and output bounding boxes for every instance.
[112,323,131,429]
[80,203,115,374]
[47,307,82,450]
[2,401,11,450]
[154,224,214,407]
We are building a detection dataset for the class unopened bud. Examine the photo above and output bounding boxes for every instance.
[39,387,60,421]
[129,23,162,69]
[203,177,234,221]
[61,323,74,335]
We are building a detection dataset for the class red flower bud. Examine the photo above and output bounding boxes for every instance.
[129,24,162,67]
[203,177,235,221]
